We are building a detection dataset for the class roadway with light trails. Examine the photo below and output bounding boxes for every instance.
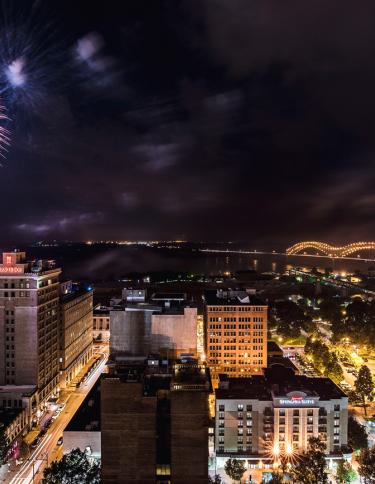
[5,350,108,484]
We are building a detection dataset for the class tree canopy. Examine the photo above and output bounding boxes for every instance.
[358,446,375,484]
[348,415,368,450]
[335,459,357,484]
[224,458,246,483]
[43,448,100,484]
[304,337,343,383]
[354,365,374,415]
[290,437,328,484]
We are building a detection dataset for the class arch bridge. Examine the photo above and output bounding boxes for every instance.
[286,241,375,257]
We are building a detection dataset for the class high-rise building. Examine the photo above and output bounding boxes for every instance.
[204,289,268,386]
[0,251,61,421]
[101,357,211,484]
[59,288,93,388]
[214,365,349,479]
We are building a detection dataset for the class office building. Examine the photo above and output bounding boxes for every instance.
[0,251,61,420]
[204,289,268,386]
[215,365,349,478]
[59,288,93,388]
[101,357,211,483]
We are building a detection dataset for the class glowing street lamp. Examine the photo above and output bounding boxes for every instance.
[286,443,293,456]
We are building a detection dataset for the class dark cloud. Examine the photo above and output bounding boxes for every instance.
[1,0,375,246]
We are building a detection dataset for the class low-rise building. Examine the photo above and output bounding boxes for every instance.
[93,305,110,342]
[215,365,349,478]
[59,289,93,389]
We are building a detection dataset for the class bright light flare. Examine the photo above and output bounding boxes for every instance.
[286,443,293,456]
[273,443,280,456]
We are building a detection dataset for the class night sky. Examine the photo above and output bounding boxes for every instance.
[1,0,375,246]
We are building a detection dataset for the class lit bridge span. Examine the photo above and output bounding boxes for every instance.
[287,241,375,257]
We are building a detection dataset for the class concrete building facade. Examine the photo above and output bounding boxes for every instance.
[204,289,268,386]
[0,251,61,418]
[59,289,93,388]
[109,291,198,358]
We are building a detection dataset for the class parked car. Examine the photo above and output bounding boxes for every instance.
[57,436,63,446]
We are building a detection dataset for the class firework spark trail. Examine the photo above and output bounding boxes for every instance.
[0,102,10,157]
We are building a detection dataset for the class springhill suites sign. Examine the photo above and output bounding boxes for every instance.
[279,398,315,406]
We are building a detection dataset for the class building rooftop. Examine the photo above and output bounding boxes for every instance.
[60,288,92,305]
[106,356,211,395]
[267,341,284,355]
[204,289,265,306]
[93,305,111,316]
[65,378,101,432]
[0,408,23,429]
[151,292,186,301]
[216,366,346,401]
[0,385,37,397]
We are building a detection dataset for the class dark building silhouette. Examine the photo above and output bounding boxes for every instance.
[101,357,211,483]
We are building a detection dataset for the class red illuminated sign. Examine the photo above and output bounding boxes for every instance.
[0,266,23,274]
[5,255,12,266]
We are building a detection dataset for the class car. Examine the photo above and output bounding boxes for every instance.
[39,428,47,437]
[30,437,40,448]
[363,357,369,362]
[57,436,63,446]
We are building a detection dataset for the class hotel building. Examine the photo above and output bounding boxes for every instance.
[215,365,349,476]
[204,289,268,386]
[0,251,61,421]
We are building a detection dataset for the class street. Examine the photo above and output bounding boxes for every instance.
[4,348,107,484]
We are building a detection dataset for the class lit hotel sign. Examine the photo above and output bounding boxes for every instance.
[0,253,25,274]
[0,266,23,274]
[279,397,315,406]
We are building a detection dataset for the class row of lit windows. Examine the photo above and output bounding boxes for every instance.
[208,306,265,312]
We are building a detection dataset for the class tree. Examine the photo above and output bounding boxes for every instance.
[224,458,246,483]
[358,446,375,484]
[290,437,328,484]
[208,475,222,484]
[354,365,374,416]
[43,448,100,484]
[348,415,368,450]
[335,459,357,484]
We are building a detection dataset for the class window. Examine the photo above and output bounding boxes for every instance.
[219,404,225,411]
[246,404,252,411]
[334,405,340,411]
[238,404,244,411]
[293,409,299,417]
